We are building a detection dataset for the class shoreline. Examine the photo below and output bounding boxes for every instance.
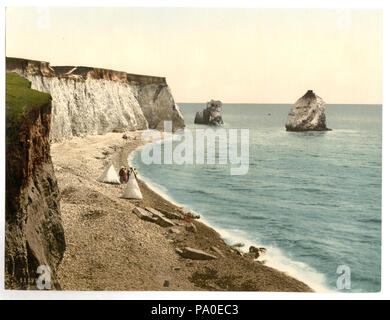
[129,135,330,292]
[52,131,313,292]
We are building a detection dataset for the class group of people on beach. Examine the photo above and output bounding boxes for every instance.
[119,166,137,184]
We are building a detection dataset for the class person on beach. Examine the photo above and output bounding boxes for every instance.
[129,167,138,179]
[119,167,123,183]
[123,168,127,183]
[119,167,127,183]
[127,167,131,180]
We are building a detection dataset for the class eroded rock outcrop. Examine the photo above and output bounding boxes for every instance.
[138,84,184,132]
[194,100,223,126]
[5,73,66,289]
[6,57,185,142]
[285,90,330,131]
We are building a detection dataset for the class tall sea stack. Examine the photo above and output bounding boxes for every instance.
[285,90,330,131]
[5,73,66,289]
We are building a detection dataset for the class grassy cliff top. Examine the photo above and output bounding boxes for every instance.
[6,72,51,145]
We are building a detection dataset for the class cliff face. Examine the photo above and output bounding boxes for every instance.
[285,90,330,132]
[6,73,66,289]
[138,84,184,131]
[6,57,185,141]
[25,75,148,141]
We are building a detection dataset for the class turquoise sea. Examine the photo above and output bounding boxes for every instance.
[131,103,382,292]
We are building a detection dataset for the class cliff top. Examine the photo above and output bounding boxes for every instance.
[6,72,51,144]
[6,57,167,85]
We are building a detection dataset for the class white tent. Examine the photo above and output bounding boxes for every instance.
[122,172,143,199]
[98,164,120,184]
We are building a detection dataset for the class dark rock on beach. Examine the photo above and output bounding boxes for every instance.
[133,207,157,223]
[180,207,200,219]
[160,209,183,220]
[155,216,175,228]
[247,246,267,259]
[179,247,218,260]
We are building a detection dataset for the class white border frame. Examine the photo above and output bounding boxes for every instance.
[0,0,388,300]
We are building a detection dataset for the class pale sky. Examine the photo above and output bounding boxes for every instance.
[6,7,382,104]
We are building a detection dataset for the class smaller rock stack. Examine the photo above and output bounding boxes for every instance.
[194,100,224,126]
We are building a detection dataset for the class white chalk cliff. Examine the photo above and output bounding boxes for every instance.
[6,58,185,142]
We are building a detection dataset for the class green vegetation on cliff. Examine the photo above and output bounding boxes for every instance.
[6,72,51,145]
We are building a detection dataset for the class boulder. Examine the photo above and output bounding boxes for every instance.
[179,247,217,260]
[247,246,267,259]
[145,207,165,219]
[285,90,330,131]
[144,207,175,227]
[133,207,157,223]
[159,209,184,220]
[194,100,223,126]
[180,207,200,219]
[156,216,175,228]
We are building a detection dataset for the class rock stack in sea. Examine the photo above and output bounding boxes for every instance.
[194,99,224,125]
[285,90,330,131]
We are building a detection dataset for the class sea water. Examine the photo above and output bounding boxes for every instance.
[130,103,382,292]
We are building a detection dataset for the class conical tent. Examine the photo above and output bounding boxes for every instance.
[98,164,120,184]
[122,172,143,199]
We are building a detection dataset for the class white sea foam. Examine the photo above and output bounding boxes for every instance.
[200,219,333,293]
